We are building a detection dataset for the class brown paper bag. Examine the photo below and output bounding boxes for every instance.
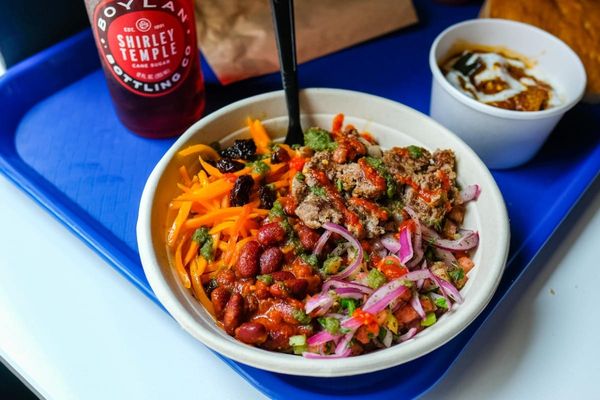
[195,0,418,84]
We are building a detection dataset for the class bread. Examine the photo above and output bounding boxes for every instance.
[481,0,600,102]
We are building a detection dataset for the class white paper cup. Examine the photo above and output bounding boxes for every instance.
[429,19,586,169]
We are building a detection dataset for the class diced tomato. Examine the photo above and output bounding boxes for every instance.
[377,256,409,280]
[399,218,416,234]
[332,113,344,133]
[289,157,306,172]
[352,308,379,334]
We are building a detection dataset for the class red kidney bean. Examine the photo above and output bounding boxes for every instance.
[236,240,261,278]
[295,223,321,251]
[278,196,297,216]
[215,269,236,289]
[235,322,268,345]
[260,247,284,274]
[271,271,295,282]
[223,293,244,335]
[257,222,286,246]
[210,286,231,319]
[285,278,308,299]
[269,281,288,298]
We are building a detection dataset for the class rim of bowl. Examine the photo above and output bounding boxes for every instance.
[137,88,510,377]
[429,18,587,121]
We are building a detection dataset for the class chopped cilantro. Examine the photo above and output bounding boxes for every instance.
[378,327,388,341]
[407,145,423,158]
[434,296,448,309]
[335,179,343,192]
[365,156,396,198]
[292,309,311,325]
[318,317,341,334]
[192,227,210,244]
[340,298,358,315]
[421,312,437,327]
[279,218,293,234]
[269,201,286,219]
[291,143,301,150]
[322,256,342,275]
[200,239,214,261]
[300,253,319,268]
[246,160,270,176]
[304,127,337,151]
[367,268,387,289]
[286,236,305,255]
[310,185,326,197]
[256,274,273,285]
[448,267,465,283]
[295,172,305,181]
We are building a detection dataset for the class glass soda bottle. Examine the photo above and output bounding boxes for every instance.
[85,0,205,138]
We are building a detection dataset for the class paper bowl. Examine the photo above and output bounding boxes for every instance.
[429,19,586,169]
[137,88,509,376]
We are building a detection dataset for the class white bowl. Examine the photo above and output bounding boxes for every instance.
[429,19,586,169]
[137,88,510,377]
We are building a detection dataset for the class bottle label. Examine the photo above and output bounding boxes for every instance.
[93,0,195,97]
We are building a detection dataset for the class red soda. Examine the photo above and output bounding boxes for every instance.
[85,0,205,138]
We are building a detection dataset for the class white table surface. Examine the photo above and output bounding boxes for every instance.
[1,170,599,400]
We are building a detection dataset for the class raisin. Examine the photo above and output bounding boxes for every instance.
[230,175,254,206]
[216,158,245,173]
[204,278,218,296]
[271,147,290,164]
[258,185,276,210]
[221,139,256,160]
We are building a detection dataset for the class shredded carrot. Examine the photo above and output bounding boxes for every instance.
[332,113,344,133]
[174,234,191,289]
[167,201,192,248]
[179,165,192,187]
[190,257,215,316]
[247,117,271,152]
[199,155,222,177]
[184,239,199,266]
[178,143,220,159]
[176,179,234,202]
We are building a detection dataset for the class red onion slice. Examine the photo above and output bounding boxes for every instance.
[313,230,332,256]
[305,293,334,314]
[382,328,393,347]
[335,287,364,299]
[416,260,427,290]
[321,278,374,295]
[398,226,413,264]
[437,277,463,304]
[323,222,364,280]
[334,329,357,356]
[341,316,362,330]
[306,330,342,346]
[399,327,418,342]
[381,234,401,253]
[410,291,426,319]
[423,225,479,251]
[405,207,424,269]
[363,279,409,314]
[402,269,431,281]
[460,184,481,203]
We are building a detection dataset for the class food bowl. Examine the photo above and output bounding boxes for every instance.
[429,19,586,169]
[137,88,509,376]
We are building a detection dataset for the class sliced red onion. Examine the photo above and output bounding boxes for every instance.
[313,230,332,256]
[303,350,351,359]
[434,248,458,266]
[321,278,374,295]
[381,234,401,253]
[305,293,334,314]
[335,287,364,299]
[402,269,431,281]
[382,328,393,347]
[363,279,409,314]
[306,330,341,346]
[426,270,449,305]
[398,226,413,264]
[460,184,481,203]
[323,222,364,280]
[417,260,427,290]
[430,231,479,251]
[331,242,350,257]
[399,327,418,342]
[437,277,463,304]
[334,329,357,355]
[324,313,346,319]
[341,316,362,330]
[410,291,426,319]
[405,207,424,269]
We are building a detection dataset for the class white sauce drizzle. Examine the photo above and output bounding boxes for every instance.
[443,51,561,109]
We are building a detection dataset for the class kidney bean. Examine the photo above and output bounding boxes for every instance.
[215,269,236,289]
[257,222,286,246]
[278,196,297,216]
[260,247,284,274]
[236,240,261,278]
[295,223,321,251]
[263,324,296,351]
[269,281,288,298]
[271,271,295,282]
[210,286,231,319]
[223,293,245,335]
[244,294,259,315]
[235,322,268,345]
[285,278,308,299]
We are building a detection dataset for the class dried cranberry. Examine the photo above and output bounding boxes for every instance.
[258,185,276,209]
[271,147,290,164]
[220,139,256,160]
[230,175,254,206]
[216,158,245,173]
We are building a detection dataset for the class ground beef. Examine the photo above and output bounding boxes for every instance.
[294,193,343,229]
[334,163,383,199]
[383,147,431,177]
[347,202,386,238]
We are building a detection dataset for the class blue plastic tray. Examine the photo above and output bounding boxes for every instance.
[1,1,599,398]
